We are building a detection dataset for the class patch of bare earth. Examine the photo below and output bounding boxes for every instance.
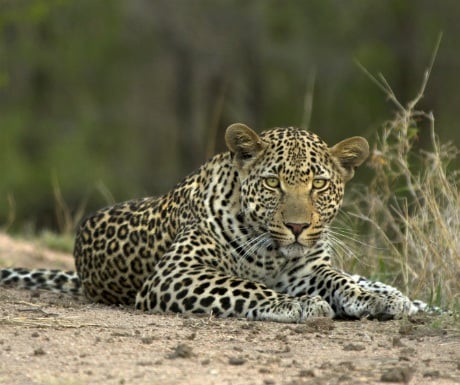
[0,233,459,385]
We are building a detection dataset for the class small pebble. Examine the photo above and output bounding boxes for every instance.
[392,336,405,347]
[33,347,46,356]
[343,343,365,351]
[298,369,316,377]
[380,367,414,383]
[228,357,246,365]
[423,370,440,378]
[140,336,154,344]
[167,343,194,359]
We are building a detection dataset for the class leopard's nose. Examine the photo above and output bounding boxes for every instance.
[284,222,310,237]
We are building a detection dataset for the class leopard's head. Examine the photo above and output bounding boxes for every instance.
[225,123,369,258]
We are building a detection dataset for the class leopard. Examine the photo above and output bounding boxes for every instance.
[0,123,425,322]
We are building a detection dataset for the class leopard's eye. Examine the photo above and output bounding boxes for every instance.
[312,179,329,190]
[264,177,280,189]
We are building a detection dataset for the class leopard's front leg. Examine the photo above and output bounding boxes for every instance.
[277,264,412,319]
[134,254,333,323]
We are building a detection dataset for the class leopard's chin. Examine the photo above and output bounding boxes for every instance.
[278,241,315,258]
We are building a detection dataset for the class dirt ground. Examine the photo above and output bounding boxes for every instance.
[0,233,459,385]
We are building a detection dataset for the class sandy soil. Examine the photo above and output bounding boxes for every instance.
[0,233,459,385]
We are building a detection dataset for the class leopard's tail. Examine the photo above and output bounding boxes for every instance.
[0,267,82,295]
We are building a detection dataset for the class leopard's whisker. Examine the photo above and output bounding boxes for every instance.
[235,232,271,274]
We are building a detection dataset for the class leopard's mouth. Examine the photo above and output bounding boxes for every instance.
[273,234,319,248]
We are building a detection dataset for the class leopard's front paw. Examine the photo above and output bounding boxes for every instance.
[257,295,333,322]
[373,293,416,320]
[337,290,414,320]
[299,295,334,321]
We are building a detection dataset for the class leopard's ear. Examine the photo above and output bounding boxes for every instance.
[225,123,267,169]
[330,136,369,182]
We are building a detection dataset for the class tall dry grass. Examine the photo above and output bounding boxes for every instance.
[336,43,459,310]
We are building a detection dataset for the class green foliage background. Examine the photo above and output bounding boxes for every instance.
[1,0,459,232]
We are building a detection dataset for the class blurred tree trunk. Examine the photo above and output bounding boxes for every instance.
[25,22,53,161]
[243,33,264,130]
[174,44,203,172]
[393,1,417,105]
[205,75,228,157]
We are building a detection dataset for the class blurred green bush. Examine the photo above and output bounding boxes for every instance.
[1,0,459,232]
